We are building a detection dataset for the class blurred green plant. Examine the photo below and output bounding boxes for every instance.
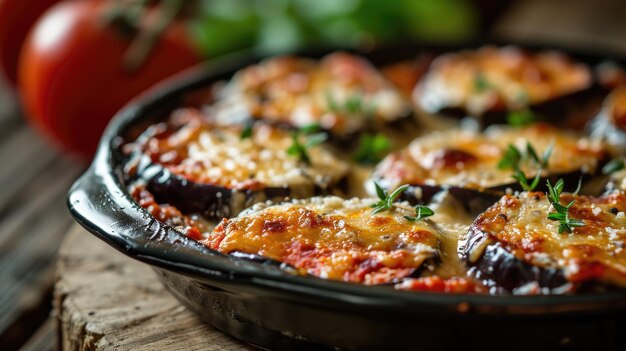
[188,0,478,57]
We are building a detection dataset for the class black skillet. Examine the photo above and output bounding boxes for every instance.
[67,42,626,351]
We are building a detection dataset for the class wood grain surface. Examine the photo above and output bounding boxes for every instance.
[54,225,252,351]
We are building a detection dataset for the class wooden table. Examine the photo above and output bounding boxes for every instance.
[55,225,251,351]
[0,85,83,350]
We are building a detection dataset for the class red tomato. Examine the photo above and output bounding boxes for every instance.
[19,0,201,159]
[0,0,60,86]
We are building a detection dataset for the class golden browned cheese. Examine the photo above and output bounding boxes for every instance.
[135,111,348,191]
[212,53,410,135]
[204,197,440,284]
[415,46,591,115]
[466,191,626,287]
[372,123,607,190]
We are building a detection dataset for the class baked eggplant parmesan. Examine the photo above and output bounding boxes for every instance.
[204,196,440,284]
[211,52,412,137]
[121,46,626,296]
[124,110,349,219]
[371,123,608,212]
[460,190,626,294]
[414,46,598,127]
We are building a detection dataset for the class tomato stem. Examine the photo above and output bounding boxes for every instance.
[123,0,184,72]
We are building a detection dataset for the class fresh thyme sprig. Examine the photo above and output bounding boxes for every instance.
[353,133,391,164]
[500,141,553,192]
[404,205,435,222]
[498,142,552,171]
[512,169,542,192]
[287,124,328,164]
[546,179,584,234]
[371,183,409,215]
[326,91,376,117]
[507,109,538,128]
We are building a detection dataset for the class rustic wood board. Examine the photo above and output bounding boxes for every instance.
[54,225,253,351]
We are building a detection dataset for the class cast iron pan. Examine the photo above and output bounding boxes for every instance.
[67,42,626,351]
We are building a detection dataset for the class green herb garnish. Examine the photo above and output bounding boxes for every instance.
[602,159,625,175]
[546,179,584,234]
[326,91,376,117]
[353,133,391,164]
[287,124,328,164]
[371,183,409,215]
[474,73,491,92]
[507,109,537,128]
[498,144,522,170]
[405,205,435,221]
[240,124,253,139]
[512,169,542,192]
[498,142,552,171]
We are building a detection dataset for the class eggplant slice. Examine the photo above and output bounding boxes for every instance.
[209,52,413,138]
[370,123,608,213]
[124,113,349,220]
[459,191,626,294]
[413,46,600,128]
[204,196,441,285]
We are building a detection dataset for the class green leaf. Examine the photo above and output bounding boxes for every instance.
[513,169,541,192]
[548,212,565,221]
[353,133,391,164]
[474,73,490,92]
[388,184,410,205]
[602,159,625,175]
[305,133,328,148]
[405,204,436,222]
[370,183,409,215]
[541,142,554,169]
[299,123,322,134]
[507,109,537,128]
[240,124,253,139]
[374,182,386,200]
[526,142,541,167]
[498,144,522,170]
[415,205,434,220]
[545,178,584,235]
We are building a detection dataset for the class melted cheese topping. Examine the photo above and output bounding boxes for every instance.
[415,46,591,115]
[212,53,410,135]
[205,197,440,284]
[372,123,606,190]
[144,118,348,190]
[468,191,626,287]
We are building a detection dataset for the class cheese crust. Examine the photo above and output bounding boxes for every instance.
[206,197,440,284]
[129,111,348,191]
[372,123,607,190]
[462,191,626,289]
[212,53,411,136]
[415,46,591,115]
